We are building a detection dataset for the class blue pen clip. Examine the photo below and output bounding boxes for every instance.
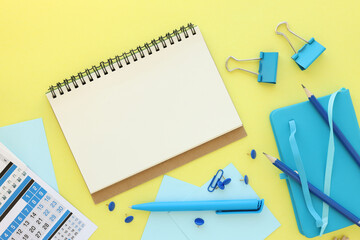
[207,169,224,192]
[225,52,278,84]
[216,199,264,215]
[276,21,325,70]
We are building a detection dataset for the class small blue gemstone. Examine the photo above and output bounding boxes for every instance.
[250,149,257,159]
[125,216,134,223]
[108,201,115,211]
[194,218,205,226]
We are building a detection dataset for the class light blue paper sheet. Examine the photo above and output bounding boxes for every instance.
[141,175,198,240]
[0,118,58,192]
[169,163,280,240]
[142,164,280,240]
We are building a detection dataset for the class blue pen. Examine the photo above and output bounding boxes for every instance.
[264,153,360,227]
[131,199,264,215]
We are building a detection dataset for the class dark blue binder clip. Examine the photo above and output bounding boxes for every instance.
[225,52,278,84]
[207,169,224,192]
[276,22,325,70]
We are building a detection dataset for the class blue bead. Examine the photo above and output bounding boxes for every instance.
[217,181,225,190]
[250,149,257,159]
[223,178,231,185]
[108,201,115,211]
[194,218,205,226]
[125,216,134,223]
[244,175,249,185]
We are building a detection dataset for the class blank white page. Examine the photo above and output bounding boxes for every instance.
[47,26,242,194]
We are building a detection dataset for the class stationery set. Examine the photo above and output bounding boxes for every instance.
[2,19,358,240]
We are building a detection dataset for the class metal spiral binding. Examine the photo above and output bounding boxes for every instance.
[48,23,196,98]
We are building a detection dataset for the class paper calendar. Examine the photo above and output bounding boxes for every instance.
[0,143,97,240]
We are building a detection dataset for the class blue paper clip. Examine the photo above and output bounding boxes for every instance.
[276,21,325,70]
[225,52,278,84]
[207,169,224,192]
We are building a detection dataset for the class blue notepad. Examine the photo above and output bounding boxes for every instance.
[270,89,360,237]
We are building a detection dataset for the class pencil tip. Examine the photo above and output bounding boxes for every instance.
[263,152,276,163]
[301,84,313,97]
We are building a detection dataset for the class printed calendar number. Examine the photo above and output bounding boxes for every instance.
[29,225,36,233]
[35,231,41,238]
[36,217,43,225]
[42,223,49,230]
[50,214,57,222]
[50,200,57,208]
[56,206,64,213]
[43,209,50,216]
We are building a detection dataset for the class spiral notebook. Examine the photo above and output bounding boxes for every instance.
[45,24,246,203]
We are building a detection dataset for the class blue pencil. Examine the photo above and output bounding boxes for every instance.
[263,153,360,227]
[302,85,360,168]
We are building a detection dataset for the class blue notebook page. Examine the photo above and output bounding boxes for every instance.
[270,89,360,237]
[0,118,58,192]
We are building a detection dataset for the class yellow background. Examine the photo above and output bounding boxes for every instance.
[1,0,359,239]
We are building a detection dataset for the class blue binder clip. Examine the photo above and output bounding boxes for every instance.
[275,22,325,70]
[225,52,278,84]
[207,169,224,192]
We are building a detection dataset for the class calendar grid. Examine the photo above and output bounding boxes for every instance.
[0,145,96,240]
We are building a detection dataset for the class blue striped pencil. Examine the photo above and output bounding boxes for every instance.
[263,152,360,227]
[302,85,360,168]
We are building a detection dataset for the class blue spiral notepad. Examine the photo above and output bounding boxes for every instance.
[270,89,360,237]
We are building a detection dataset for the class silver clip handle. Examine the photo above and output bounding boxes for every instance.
[275,21,308,53]
[225,56,260,75]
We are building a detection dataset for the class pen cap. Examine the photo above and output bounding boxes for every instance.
[257,52,278,84]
